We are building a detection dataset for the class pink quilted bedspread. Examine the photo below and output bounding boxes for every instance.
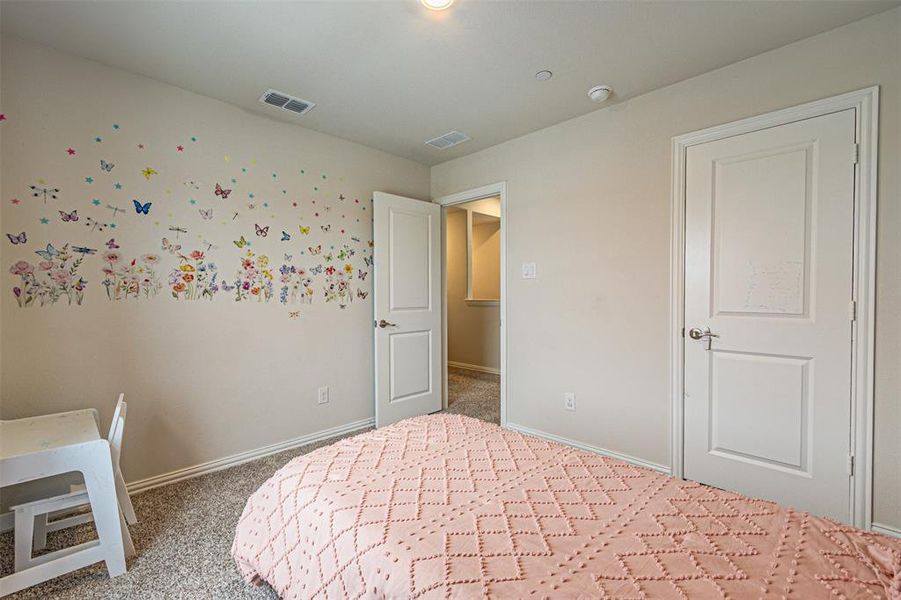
[232,414,900,598]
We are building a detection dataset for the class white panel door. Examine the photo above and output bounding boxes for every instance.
[373,191,442,427]
[684,109,857,522]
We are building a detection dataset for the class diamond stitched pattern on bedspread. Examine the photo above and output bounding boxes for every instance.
[231,414,901,599]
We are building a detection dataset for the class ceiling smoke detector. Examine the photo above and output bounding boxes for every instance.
[259,88,316,116]
[588,85,613,103]
[425,130,470,150]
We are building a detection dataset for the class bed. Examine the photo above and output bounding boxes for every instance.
[232,414,900,598]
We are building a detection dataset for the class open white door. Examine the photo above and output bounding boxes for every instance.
[373,192,442,427]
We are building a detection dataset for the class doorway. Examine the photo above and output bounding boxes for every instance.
[435,183,507,427]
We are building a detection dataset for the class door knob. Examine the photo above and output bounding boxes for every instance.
[377,319,397,328]
[688,327,719,349]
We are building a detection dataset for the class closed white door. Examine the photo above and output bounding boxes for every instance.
[683,109,857,522]
[373,191,442,427]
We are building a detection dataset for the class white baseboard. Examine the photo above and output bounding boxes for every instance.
[505,422,672,475]
[872,522,901,539]
[0,417,375,532]
[448,361,500,375]
[127,417,374,495]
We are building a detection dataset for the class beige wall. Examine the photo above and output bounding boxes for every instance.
[472,217,501,300]
[446,208,500,371]
[432,9,901,530]
[0,37,430,498]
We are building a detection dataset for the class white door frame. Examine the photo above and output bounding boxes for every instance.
[434,182,507,427]
[669,87,879,530]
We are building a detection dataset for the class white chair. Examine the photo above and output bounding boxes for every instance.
[11,394,138,572]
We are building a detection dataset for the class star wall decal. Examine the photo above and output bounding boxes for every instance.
[67,147,76,156]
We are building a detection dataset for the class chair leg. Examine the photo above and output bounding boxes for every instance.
[14,508,35,572]
[114,468,137,525]
[33,513,49,551]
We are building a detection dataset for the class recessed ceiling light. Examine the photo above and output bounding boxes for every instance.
[421,0,453,10]
[588,85,613,103]
[535,70,553,81]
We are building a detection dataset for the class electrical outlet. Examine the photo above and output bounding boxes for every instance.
[521,262,537,279]
[317,386,329,404]
[564,392,575,411]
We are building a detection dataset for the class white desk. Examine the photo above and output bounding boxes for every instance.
[0,410,128,596]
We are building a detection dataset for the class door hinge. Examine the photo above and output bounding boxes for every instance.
[847,454,855,477]
[852,143,860,165]
[849,300,857,322]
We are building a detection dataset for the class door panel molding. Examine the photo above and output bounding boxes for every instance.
[670,87,879,529]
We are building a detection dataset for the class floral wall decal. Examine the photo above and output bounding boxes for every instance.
[278,257,314,305]
[101,250,162,300]
[168,249,220,301]
[10,243,87,307]
[234,250,273,302]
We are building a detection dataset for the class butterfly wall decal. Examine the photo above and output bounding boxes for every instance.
[71,246,98,256]
[105,238,119,249]
[214,183,232,199]
[284,254,293,262]
[363,256,373,267]
[35,243,59,261]
[356,289,369,300]
[308,245,321,255]
[323,253,333,262]
[298,225,310,235]
[141,167,158,180]
[321,224,331,232]
[288,311,300,319]
[309,265,323,275]
[161,237,182,254]
[234,236,249,248]
[133,199,152,214]
[6,232,27,245]
[59,209,79,222]
[255,224,269,237]
[100,160,115,172]
[281,231,291,241]
[358,270,368,281]
[198,208,213,220]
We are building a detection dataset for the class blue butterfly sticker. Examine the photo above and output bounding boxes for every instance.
[35,243,59,261]
[281,231,291,241]
[133,199,152,215]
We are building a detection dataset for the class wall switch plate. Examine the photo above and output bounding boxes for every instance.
[521,262,537,279]
[564,392,575,411]
[317,386,330,404]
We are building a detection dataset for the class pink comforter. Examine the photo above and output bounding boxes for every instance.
[232,414,900,598]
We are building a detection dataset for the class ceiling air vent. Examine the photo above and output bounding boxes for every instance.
[259,89,316,116]
[425,130,470,150]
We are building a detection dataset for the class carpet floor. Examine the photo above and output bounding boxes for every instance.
[0,370,500,599]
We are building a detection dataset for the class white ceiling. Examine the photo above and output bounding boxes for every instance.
[2,1,897,166]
